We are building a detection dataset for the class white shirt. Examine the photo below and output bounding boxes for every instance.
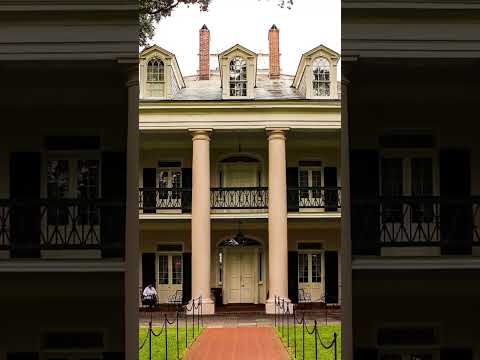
[143,286,157,299]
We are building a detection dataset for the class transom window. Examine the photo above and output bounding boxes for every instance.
[229,57,247,96]
[312,57,330,97]
[147,58,165,83]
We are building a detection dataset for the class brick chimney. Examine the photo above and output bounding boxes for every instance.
[268,24,280,79]
[199,24,210,80]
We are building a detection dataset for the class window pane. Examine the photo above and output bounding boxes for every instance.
[311,254,321,283]
[158,255,168,284]
[172,255,182,284]
[77,160,99,225]
[298,254,308,283]
[47,160,69,225]
[411,158,434,222]
[229,57,247,96]
[381,158,403,222]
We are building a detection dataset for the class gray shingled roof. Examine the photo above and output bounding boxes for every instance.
[171,73,304,101]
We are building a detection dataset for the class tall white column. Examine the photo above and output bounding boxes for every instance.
[341,74,353,360]
[124,65,139,360]
[190,129,215,314]
[265,128,290,314]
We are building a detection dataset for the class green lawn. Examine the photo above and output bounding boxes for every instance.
[276,324,341,360]
[139,326,203,360]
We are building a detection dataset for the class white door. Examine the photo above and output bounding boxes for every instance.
[157,168,182,208]
[298,252,323,301]
[157,254,183,303]
[228,249,255,303]
[298,167,322,207]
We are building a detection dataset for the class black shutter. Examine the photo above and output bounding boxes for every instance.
[182,168,192,213]
[288,251,299,303]
[324,251,338,304]
[101,152,126,258]
[324,167,338,211]
[142,253,156,290]
[287,167,299,212]
[351,150,380,255]
[441,348,472,360]
[440,149,472,255]
[354,348,378,360]
[182,252,192,304]
[142,168,156,214]
[7,354,39,360]
[10,152,41,258]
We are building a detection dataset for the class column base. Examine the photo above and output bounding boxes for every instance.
[265,297,293,314]
[187,297,215,315]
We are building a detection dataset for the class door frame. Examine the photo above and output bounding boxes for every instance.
[155,243,183,303]
[217,237,265,305]
[297,243,325,302]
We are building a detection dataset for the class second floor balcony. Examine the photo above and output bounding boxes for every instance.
[138,186,341,214]
[0,198,125,259]
[352,196,480,256]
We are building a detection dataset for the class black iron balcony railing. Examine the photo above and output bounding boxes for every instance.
[139,187,192,212]
[211,187,268,209]
[138,186,342,212]
[287,187,341,211]
[0,198,124,256]
[352,196,480,253]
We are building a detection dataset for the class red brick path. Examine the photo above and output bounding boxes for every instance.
[184,327,290,360]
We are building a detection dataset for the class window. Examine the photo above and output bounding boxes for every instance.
[312,57,330,97]
[229,57,247,96]
[381,156,434,223]
[299,166,322,205]
[157,167,182,203]
[47,157,99,225]
[311,254,321,283]
[172,255,183,285]
[218,250,223,284]
[147,58,164,82]
[298,253,309,283]
[158,255,169,285]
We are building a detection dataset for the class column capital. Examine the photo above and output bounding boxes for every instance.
[189,129,212,141]
[266,127,289,141]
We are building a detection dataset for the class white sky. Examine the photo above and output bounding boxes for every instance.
[152,0,340,77]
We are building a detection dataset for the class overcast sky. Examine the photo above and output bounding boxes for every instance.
[151,0,340,77]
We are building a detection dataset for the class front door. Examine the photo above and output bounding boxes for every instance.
[298,252,323,301]
[228,249,254,303]
[157,254,183,303]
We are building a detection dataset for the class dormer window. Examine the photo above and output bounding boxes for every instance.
[147,58,164,83]
[229,57,247,96]
[312,57,330,97]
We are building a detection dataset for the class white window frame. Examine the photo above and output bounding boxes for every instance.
[312,57,331,98]
[228,56,248,97]
[147,57,165,83]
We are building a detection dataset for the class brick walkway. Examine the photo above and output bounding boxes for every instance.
[183,327,290,360]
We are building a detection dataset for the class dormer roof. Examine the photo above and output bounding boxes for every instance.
[140,44,185,88]
[218,44,257,59]
[293,44,340,88]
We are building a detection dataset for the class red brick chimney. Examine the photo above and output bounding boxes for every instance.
[268,24,280,79]
[199,24,210,80]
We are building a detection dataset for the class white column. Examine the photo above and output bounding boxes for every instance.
[125,65,139,360]
[265,128,290,314]
[341,74,353,360]
[190,129,215,314]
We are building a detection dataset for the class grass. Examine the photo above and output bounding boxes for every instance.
[139,325,203,360]
[276,323,341,360]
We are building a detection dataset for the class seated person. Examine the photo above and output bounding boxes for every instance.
[142,284,158,307]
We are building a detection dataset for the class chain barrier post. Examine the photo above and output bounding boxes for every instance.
[164,314,168,360]
[302,317,305,360]
[176,310,179,360]
[293,306,297,358]
[274,296,277,328]
[192,298,195,339]
[185,306,188,349]
[314,320,318,360]
[148,319,152,360]
[334,332,337,360]
[281,298,285,337]
[287,305,290,348]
